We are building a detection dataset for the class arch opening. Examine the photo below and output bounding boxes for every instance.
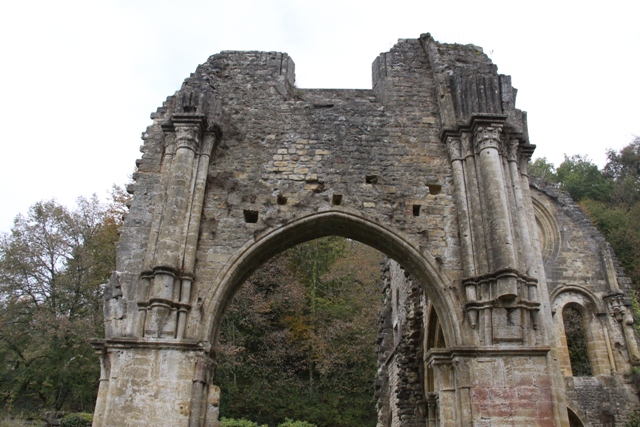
[202,211,460,350]
[562,305,593,377]
[567,408,585,427]
[215,236,386,426]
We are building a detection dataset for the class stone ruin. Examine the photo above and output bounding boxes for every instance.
[93,33,640,426]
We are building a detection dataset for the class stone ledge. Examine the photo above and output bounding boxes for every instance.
[426,345,551,363]
[91,337,211,352]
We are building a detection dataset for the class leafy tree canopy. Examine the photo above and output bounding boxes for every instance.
[529,138,640,289]
[0,189,126,414]
[216,237,384,427]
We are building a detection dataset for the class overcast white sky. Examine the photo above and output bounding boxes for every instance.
[1,0,638,232]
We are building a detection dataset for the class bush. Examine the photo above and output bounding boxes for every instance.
[220,418,266,427]
[277,419,317,427]
[60,413,93,427]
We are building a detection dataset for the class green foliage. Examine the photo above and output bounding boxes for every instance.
[60,413,93,427]
[216,237,383,427]
[532,139,640,381]
[529,154,614,202]
[0,189,126,413]
[277,419,317,427]
[220,417,267,427]
[556,154,612,202]
[0,414,36,427]
[577,140,640,288]
[530,140,640,290]
[529,157,557,183]
[604,136,640,209]
[562,307,592,376]
[626,411,640,427]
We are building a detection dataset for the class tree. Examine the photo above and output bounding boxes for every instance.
[529,157,558,183]
[556,154,612,203]
[604,136,640,208]
[528,140,640,291]
[288,237,347,398]
[216,237,384,427]
[0,191,124,413]
[563,307,592,377]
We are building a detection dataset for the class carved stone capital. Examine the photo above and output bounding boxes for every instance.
[446,136,462,162]
[193,355,215,384]
[604,293,628,322]
[461,132,473,158]
[507,140,519,162]
[169,113,206,152]
[174,124,201,151]
[474,126,502,153]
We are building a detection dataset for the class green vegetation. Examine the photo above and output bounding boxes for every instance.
[0,188,127,416]
[530,137,640,289]
[220,418,267,427]
[216,237,384,427]
[1,138,639,424]
[562,307,592,376]
[626,411,640,427]
[277,419,318,427]
[60,413,93,427]
[220,418,317,427]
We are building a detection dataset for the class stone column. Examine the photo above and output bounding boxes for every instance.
[136,113,217,340]
[600,242,620,292]
[177,132,216,339]
[446,135,479,330]
[445,135,475,279]
[155,118,202,267]
[473,120,518,300]
[91,349,112,427]
[135,131,178,337]
[507,139,534,275]
[598,313,617,373]
[189,356,215,427]
[461,132,490,275]
[606,294,640,364]
[145,116,203,338]
[90,340,209,427]
[143,130,178,272]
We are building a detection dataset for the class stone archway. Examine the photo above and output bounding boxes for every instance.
[196,211,459,427]
[203,210,460,349]
[91,34,585,427]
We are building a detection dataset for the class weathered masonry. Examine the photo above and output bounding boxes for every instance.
[94,34,640,426]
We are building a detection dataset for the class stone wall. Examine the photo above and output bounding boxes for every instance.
[530,178,640,426]
[376,260,427,427]
[94,33,640,427]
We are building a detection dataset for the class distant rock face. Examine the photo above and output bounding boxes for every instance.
[92,33,639,427]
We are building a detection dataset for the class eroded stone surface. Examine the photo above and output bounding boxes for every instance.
[94,34,639,427]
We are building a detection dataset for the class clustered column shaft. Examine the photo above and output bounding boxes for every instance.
[138,113,216,339]
[444,116,540,345]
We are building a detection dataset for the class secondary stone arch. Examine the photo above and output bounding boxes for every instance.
[201,209,461,349]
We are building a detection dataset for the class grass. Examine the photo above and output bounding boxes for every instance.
[0,414,42,427]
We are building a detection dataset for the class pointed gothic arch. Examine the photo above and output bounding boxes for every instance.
[201,210,461,349]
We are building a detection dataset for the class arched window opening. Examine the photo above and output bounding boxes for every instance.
[563,306,592,377]
[425,307,445,390]
[567,408,584,427]
[424,306,444,426]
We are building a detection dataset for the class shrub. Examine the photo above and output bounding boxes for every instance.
[220,418,266,427]
[277,419,317,427]
[60,413,93,427]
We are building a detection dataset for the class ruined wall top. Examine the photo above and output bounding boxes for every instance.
[417,33,529,140]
